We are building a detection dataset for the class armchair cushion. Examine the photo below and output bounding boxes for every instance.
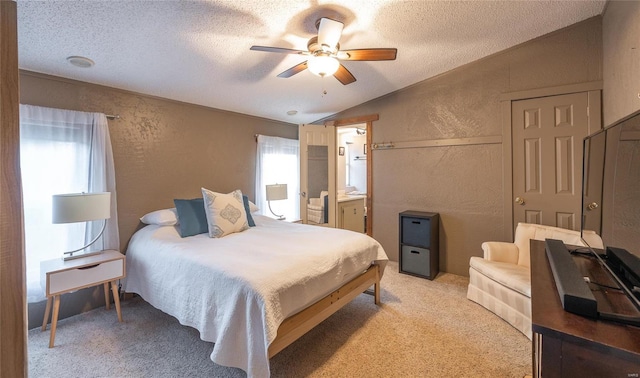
[513,223,586,268]
[582,229,604,249]
[481,241,519,265]
[469,257,531,297]
[308,198,322,207]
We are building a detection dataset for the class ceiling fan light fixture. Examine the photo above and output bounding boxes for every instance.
[251,16,395,85]
[307,55,339,77]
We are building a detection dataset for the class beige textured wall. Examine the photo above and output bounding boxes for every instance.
[19,72,297,252]
[323,18,602,275]
[603,0,640,126]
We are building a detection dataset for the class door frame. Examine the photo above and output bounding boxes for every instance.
[326,114,378,236]
[500,81,602,241]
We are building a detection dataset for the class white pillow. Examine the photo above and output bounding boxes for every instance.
[140,208,178,226]
[201,188,249,238]
[249,200,259,213]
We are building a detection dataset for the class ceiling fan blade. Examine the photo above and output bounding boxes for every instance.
[337,48,397,61]
[334,64,356,85]
[277,61,308,78]
[250,46,307,55]
[317,18,344,51]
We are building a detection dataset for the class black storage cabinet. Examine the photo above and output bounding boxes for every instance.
[399,210,439,280]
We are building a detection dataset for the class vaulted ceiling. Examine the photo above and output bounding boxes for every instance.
[17,0,606,124]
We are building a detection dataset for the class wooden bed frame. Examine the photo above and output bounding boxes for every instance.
[268,263,381,357]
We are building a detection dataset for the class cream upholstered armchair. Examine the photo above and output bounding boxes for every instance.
[467,222,603,339]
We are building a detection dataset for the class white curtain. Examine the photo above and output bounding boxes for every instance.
[20,104,119,303]
[255,135,300,220]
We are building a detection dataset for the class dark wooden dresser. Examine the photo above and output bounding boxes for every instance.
[530,239,640,377]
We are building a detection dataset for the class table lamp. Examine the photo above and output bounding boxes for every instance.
[52,192,111,261]
[265,184,287,220]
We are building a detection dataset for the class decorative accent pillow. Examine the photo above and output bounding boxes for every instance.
[248,200,259,213]
[173,198,208,237]
[242,195,256,227]
[201,188,249,238]
[140,208,178,226]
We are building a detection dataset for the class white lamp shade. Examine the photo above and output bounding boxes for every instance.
[52,192,111,224]
[307,55,340,77]
[266,184,288,201]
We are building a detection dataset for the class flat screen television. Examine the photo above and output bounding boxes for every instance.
[581,109,640,312]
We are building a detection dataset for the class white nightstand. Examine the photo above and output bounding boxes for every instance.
[40,250,126,348]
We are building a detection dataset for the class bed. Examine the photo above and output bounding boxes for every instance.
[124,214,388,377]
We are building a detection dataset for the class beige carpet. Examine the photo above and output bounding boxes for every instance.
[28,261,531,377]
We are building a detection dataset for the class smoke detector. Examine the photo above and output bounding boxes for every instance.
[66,56,95,68]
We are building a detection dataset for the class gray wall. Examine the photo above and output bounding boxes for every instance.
[603,0,640,126]
[323,17,602,276]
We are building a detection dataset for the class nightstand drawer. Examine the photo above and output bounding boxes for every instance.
[47,259,124,296]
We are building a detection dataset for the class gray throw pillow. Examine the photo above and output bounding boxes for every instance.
[173,198,208,237]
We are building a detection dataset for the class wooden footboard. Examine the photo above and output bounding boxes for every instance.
[268,263,381,358]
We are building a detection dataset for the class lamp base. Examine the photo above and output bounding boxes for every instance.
[61,219,108,261]
[267,201,285,221]
[63,250,104,261]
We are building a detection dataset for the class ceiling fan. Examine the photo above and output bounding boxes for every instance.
[250,17,397,85]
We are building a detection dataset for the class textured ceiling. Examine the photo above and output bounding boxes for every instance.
[17,0,606,124]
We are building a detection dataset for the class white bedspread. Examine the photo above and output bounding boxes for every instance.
[124,215,388,377]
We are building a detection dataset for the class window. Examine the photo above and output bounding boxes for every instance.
[19,105,118,303]
[255,135,300,220]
